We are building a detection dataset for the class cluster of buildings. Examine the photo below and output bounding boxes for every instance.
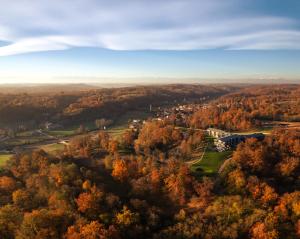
[207,128,265,152]
[154,104,203,125]
[128,119,144,131]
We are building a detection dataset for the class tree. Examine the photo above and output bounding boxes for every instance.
[65,221,111,239]
[246,176,278,206]
[77,124,87,134]
[0,176,17,193]
[232,139,267,173]
[16,209,71,239]
[296,220,300,238]
[134,121,182,155]
[150,168,161,193]
[76,186,104,216]
[98,131,110,151]
[112,159,129,182]
[250,222,279,239]
[226,168,246,194]
[0,205,23,239]
[121,130,137,149]
[164,165,193,205]
[12,189,33,210]
[108,140,119,154]
[95,118,113,130]
[82,180,92,191]
[188,177,214,209]
[116,206,139,227]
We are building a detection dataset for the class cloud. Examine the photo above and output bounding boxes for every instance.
[0,0,299,56]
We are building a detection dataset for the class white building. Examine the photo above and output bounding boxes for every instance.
[207,128,231,138]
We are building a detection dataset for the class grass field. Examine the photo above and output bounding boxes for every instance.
[0,154,13,167]
[106,127,128,140]
[46,121,97,138]
[4,137,49,147]
[191,150,232,177]
[105,110,152,140]
[17,131,37,137]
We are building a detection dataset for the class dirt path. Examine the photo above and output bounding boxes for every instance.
[218,157,232,173]
[186,144,207,166]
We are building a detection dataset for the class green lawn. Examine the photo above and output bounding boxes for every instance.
[191,150,232,177]
[0,154,13,167]
[17,131,36,137]
[46,120,97,138]
[4,137,48,147]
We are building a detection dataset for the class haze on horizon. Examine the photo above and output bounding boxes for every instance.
[0,0,300,84]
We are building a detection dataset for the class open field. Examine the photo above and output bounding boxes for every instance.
[47,111,151,139]
[106,110,152,139]
[3,136,50,148]
[191,150,232,177]
[106,127,127,140]
[46,121,97,138]
[0,154,13,167]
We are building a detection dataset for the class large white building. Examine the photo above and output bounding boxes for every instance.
[206,128,231,138]
[207,128,265,151]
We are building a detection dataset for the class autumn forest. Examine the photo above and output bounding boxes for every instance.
[0,84,299,239]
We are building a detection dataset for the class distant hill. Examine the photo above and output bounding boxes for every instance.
[0,84,101,94]
[0,84,240,128]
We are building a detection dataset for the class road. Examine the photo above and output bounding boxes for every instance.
[186,144,207,166]
[218,157,232,174]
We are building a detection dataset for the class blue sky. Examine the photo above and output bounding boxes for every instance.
[0,0,299,84]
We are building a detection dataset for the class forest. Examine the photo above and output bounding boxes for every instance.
[0,84,238,128]
[0,122,299,238]
[0,84,299,238]
[189,84,300,131]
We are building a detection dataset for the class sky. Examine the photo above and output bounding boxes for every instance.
[0,0,299,84]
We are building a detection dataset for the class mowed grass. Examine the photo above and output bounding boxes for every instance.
[0,154,13,167]
[191,151,232,177]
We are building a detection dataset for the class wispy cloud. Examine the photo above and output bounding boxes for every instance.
[0,0,299,56]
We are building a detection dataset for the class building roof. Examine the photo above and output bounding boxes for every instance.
[218,134,242,142]
[244,133,265,139]
[218,133,265,142]
[207,128,228,134]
